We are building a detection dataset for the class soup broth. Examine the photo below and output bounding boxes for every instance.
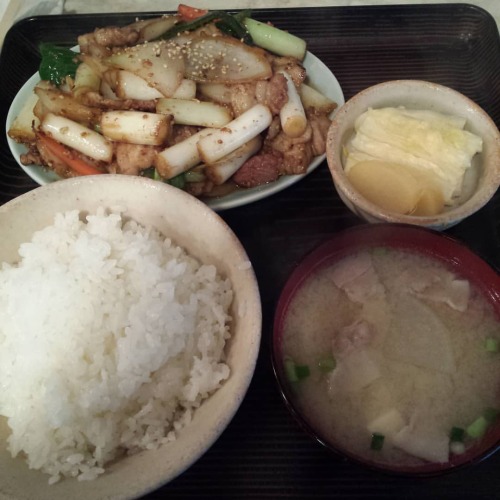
[281,247,500,467]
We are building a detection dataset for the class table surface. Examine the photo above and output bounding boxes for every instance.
[1,0,499,50]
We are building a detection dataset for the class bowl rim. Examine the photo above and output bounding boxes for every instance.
[271,222,500,477]
[0,175,263,499]
[326,79,500,228]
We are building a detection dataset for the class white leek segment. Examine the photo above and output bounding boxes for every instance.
[300,82,338,114]
[198,83,233,104]
[156,98,232,127]
[279,71,307,138]
[205,136,262,185]
[242,17,307,61]
[129,15,180,42]
[172,79,197,100]
[73,62,101,99]
[100,110,171,146]
[154,128,216,179]
[105,41,184,97]
[40,113,113,162]
[197,104,272,164]
[183,35,272,83]
[115,71,164,100]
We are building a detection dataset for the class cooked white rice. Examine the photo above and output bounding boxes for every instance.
[0,208,233,483]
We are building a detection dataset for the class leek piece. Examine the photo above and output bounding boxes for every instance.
[466,416,489,438]
[370,433,385,451]
[242,17,307,60]
[184,169,206,183]
[284,358,299,383]
[449,426,465,442]
[161,11,251,44]
[39,43,79,86]
[485,337,499,353]
[166,173,186,189]
[318,356,336,373]
[295,365,310,380]
[284,358,310,383]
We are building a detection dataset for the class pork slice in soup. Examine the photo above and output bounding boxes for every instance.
[281,248,500,467]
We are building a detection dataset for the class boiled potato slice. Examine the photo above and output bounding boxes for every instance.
[412,184,445,216]
[347,160,421,215]
[347,160,445,216]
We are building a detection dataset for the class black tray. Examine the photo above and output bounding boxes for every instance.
[1,4,500,499]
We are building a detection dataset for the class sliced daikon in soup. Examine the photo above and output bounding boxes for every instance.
[384,294,456,374]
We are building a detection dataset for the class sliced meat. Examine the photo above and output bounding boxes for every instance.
[78,26,140,57]
[20,146,42,166]
[269,125,314,175]
[232,152,281,188]
[330,252,385,303]
[230,83,257,116]
[308,111,331,156]
[81,92,156,112]
[332,320,377,359]
[271,56,306,86]
[115,143,158,175]
[94,26,140,48]
[256,73,288,115]
[265,116,282,141]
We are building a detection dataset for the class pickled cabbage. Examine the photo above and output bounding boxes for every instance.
[345,107,483,204]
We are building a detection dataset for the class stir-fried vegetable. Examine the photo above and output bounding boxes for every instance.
[242,16,307,60]
[37,134,104,176]
[162,8,252,45]
[9,4,337,199]
[38,43,80,85]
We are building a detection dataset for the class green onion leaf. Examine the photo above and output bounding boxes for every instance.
[295,364,310,380]
[449,426,465,442]
[161,10,252,44]
[284,357,310,383]
[184,169,206,183]
[166,173,186,189]
[466,416,489,439]
[284,358,299,383]
[39,43,80,86]
[140,166,156,179]
[318,356,336,373]
[370,433,385,451]
[485,337,499,353]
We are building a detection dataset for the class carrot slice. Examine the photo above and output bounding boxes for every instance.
[177,4,208,21]
[38,134,105,176]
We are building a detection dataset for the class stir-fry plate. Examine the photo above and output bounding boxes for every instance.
[6,51,344,211]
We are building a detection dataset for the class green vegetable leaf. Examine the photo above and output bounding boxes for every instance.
[39,43,80,86]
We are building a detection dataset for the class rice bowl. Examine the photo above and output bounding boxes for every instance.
[0,175,262,500]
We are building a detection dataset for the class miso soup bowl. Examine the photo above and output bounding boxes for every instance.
[326,80,500,231]
[272,223,500,476]
[0,175,262,500]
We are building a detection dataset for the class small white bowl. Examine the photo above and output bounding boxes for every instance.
[0,175,262,500]
[326,80,500,230]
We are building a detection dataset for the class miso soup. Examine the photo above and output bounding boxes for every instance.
[281,247,500,468]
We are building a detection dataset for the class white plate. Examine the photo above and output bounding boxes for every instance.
[6,51,344,211]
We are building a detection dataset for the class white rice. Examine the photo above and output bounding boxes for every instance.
[0,208,233,483]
